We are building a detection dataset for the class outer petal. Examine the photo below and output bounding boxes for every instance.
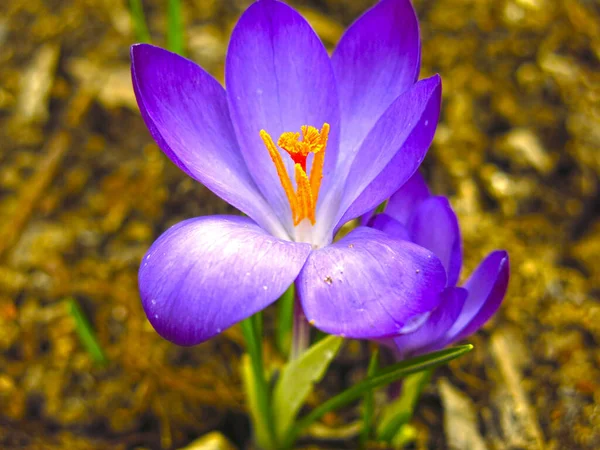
[334,75,442,229]
[226,0,340,231]
[139,216,311,346]
[392,287,467,358]
[408,196,462,286]
[385,171,430,225]
[332,0,421,171]
[131,44,286,237]
[445,251,510,343]
[370,214,410,241]
[297,227,446,339]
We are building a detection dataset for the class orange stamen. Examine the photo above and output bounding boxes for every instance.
[309,123,329,206]
[294,163,315,225]
[260,123,330,227]
[260,130,299,224]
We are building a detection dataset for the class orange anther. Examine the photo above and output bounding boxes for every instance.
[309,123,329,206]
[294,163,314,225]
[260,130,299,224]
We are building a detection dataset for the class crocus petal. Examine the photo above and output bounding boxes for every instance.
[445,251,510,343]
[370,214,410,241]
[226,0,340,231]
[131,44,286,237]
[332,0,421,171]
[359,207,378,226]
[385,171,430,225]
[297,227,446,339]
[408,196,462,286]
[139,215,311,346]
[334,75,442,229]
[392,287,467,357]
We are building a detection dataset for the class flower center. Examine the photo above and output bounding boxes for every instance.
[260,123,329,226]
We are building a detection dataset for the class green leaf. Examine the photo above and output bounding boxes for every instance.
[240,317,277,449]
[276,284,295,356]
[67,298,107,366]
[252,310,263,342]
[241,354,270,449]
[376,369,432,442]
[167,0,184,56]
[360,348,379,447]
[273,335,343,441]
[128,0,151,43]
[375,199,388,214]
[282,345,473,449]
[391,423,418,449]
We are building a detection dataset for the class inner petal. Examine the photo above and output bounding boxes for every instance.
[225,0,341,233]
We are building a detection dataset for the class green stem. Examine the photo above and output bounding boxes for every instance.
[290,297,310,360]
[276,284,295,356]
[360,347,379,447]
[240,316,277,449]
[252,310,263,341]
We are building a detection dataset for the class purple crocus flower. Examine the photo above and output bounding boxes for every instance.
[368,172,510,358]
[131,0,447,346]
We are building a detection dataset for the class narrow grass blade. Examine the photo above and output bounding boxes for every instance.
[240,316,277,449]
[241,354,270,448]
[129,0,152,43]
[360,347,379,447]
[167,0,184,55]
[67,297,107,366]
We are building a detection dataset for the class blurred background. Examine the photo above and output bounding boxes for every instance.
[0,0,598,448]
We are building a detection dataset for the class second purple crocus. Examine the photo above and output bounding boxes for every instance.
[368,172,510,358]
[132,0,447,346]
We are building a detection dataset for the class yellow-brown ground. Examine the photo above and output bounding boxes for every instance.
[0,0,598,448]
